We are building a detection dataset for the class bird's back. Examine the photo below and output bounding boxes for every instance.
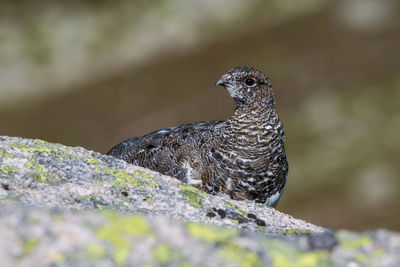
[107,120,224,181]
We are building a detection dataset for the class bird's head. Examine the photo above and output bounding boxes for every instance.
[215,66,275,107]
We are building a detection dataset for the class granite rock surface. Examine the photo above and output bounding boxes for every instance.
[0,136,399,266]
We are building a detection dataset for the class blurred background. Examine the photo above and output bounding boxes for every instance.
[0,0,399,231]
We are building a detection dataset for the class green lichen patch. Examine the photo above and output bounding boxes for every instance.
[113,201,122,207]
[143,196,155,202]
[336,231,384,265]
[229,219,240,224]
[53,149,83,162]
[0,165,19,175]
[186,223,238,243]
[354,249,385,264]
[53,253,66,264]
[95,166,159,189]
[180,261,191,267]
[79,194,97,202]
[263,239,332,267]
[187,223,259,267]
[0,197,16,206]
[0,148,14,159]
[337,231,372,249]
[179,183,206,196]
[257,226,266,232]
[96,211,151,265]
[224,201,248,218]
[133,171,155,179]
[153,244,181,265]
[7,140,82,164]
[78,193,101,207]
[86,244,106,261]
[50,214,63,222]
[24,162,52,183]
[22,238,39,255]
[8,140,54,153]
[179,184,205,208]
[84,157,102,164]
[278,229,315,235]
[218,243,262,267]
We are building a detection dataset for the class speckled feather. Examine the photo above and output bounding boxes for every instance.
[108,66,288,207]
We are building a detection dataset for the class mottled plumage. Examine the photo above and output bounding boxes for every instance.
[107,66,288,207]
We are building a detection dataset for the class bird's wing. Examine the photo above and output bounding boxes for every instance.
[107,120,223,165]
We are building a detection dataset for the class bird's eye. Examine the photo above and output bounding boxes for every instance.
[244,77,257,87]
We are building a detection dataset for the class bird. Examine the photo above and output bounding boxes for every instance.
[107,66,288,207]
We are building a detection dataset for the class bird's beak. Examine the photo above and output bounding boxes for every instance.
[215,74,230,87]
[215,77,225,87]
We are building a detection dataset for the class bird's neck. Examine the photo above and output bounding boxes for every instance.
[221,103,285,151]
[229,103,280,129]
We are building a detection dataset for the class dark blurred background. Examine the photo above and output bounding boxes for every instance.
[0,0,399,231]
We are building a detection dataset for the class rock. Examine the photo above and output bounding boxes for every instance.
[0,136,399,266]
[0,136,322,233]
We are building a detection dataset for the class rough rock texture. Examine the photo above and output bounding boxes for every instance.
[1,136,399,266]
[0,136,318,233]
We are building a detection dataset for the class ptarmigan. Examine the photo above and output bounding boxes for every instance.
[107,66,288,207]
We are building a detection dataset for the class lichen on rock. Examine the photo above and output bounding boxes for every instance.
[0,136,399,266]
